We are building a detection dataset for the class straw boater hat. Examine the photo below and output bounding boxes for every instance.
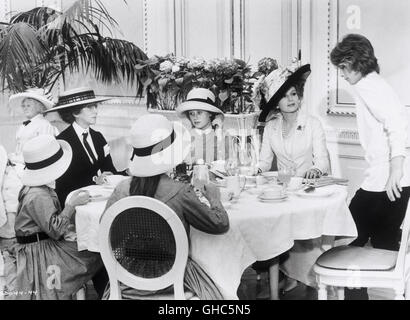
[128,114,191,177]
[9,88,55,111]
[258,64,311,122]
[21,134,72,187]
[43,87,111,113]
[176,88,224,119]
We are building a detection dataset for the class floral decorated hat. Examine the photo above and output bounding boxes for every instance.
[258,63,311,122]
[176,88,224,119]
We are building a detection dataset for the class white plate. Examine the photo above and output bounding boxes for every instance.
[258,194,288,202]
[79,186,112,201]
[294,186,336,198]
[261,171,278,178]
[257,195,288,203]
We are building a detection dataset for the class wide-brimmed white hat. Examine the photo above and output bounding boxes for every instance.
[21,135,72,187]
[44,87,111,113]
[9,88,55,111]
[176,88,224,119]
[128,114,191,177]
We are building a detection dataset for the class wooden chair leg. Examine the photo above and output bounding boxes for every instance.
[76,286,86,300]
[318,284,328,300]
[0,252,5,301]
[394,288,404,300]
[406,282,410,300]
[268,258,279,300]
[337,287,345,300]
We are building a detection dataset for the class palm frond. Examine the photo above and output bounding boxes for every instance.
[43,0,119,37]
[60,34,148,87]
[10,7,60,30]
[0,23,47,92]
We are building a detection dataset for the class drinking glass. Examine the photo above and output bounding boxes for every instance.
[225,158,239,176]
[278,165,295,189]
[191,164,209,191]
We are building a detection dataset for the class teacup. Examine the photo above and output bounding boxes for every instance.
[256,175,267,187]
[245,175,256,188]
[104,175,126,187]
[288,177,303,190]
[260,186,285,199]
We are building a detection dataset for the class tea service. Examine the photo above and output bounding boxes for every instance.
[258,185,288,202]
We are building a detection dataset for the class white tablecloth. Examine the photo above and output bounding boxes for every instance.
[73,184,357,299]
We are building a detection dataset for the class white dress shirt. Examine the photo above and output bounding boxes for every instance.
[258,109,330,177]
[14,114,59,156]
[72,121,98,164]
[352,72,410,191]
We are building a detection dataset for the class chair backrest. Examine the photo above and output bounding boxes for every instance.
[99,196,189,299]
[393,200,410,277]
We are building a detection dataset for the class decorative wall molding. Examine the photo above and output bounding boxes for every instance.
[326,0,356,116]
[0,0,11,21]
[231,0,245,59]
[338,154,365,161]
[143,0,148,54]
[325,128,361,145]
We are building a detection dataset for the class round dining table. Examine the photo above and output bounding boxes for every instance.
[71,180,357,300]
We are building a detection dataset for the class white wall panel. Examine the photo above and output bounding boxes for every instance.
[243,0,282,65]
[183,0,230,58]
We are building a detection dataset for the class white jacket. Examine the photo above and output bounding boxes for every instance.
[259,111,330,177]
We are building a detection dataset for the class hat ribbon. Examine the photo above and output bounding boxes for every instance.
[130,130,176,160]
[25,148,64,170]
[186,97,216,106]
[57,90,96,107]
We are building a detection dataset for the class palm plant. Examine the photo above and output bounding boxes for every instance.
[0,0,148,94]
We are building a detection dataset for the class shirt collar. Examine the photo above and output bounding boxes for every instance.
[193,127,213,135]
[29,114,44,122]
[73,121,90,138]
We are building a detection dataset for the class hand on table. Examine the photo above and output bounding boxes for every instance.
[304,168,322,180]
[68,190,90,207]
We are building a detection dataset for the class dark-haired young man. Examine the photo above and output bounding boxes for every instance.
[331,33,410,300]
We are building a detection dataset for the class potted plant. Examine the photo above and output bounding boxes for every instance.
[0,0,148,94]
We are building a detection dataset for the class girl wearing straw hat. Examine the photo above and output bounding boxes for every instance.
[44,87,119,205]
[8,88,59,177]
[176,88,227,165]
[101,114,229,300]
[8,134,103,300]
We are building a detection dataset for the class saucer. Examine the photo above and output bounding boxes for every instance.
[258,195,288,203]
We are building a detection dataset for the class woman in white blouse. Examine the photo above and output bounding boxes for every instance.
[8,88,58,177]
[254,63,330,294]
[257,64,329,178]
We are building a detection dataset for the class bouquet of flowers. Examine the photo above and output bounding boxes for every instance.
[136,55,257,113]
[135,54,196,110]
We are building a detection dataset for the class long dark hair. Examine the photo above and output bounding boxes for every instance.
[129,175,162,197]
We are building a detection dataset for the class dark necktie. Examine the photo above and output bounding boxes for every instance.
[23,120,31,126]
[82,132,97,164]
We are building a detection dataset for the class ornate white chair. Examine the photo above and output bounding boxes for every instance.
[314,202,410,300]
[99,196,196,300]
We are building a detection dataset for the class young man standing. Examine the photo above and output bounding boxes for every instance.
[331,33,410,300]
